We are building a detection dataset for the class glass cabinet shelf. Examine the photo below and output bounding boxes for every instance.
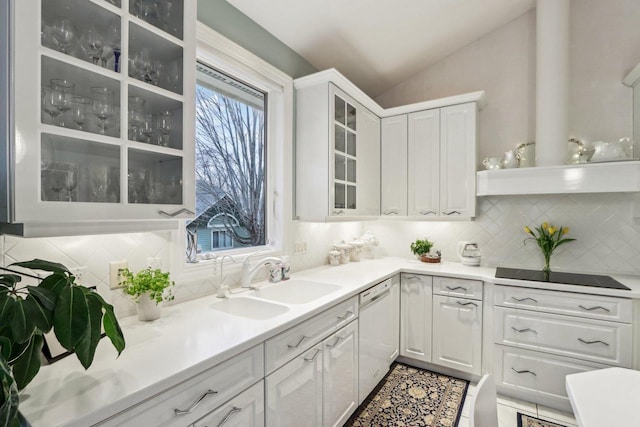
[128,149,183,205]
[129,0,184,41]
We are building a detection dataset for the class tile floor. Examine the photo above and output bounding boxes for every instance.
[456,384,578,427]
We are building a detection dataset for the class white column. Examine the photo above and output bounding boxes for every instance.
[535,0,570,166]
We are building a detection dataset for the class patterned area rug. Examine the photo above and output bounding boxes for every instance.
[344,362,468,427]
[518,412,567,427]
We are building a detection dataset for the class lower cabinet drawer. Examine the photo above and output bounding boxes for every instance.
[97,345,264,427]
[433,276,483,300]
[494,307,632,366]
[494,345,609,402]
[192,380,264,427]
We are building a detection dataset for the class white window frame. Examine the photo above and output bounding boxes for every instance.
[171,23,293,282]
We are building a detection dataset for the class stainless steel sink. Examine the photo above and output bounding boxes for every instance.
[211,297,289,320]
[250,280,341,304]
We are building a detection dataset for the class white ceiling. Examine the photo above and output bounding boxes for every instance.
[227,0,536,97]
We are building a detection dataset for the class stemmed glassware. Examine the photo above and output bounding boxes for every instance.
[80,26,104,65]
[128,96,146,141]
[63,164,79,202]
[51,19,77,54]
[90,165,109,202]
[71,96,90,131]
[42,86,61,125]
[157,110,173,146]
[91,86,116,135]
[140,114,155,143]
[50,79,75,127]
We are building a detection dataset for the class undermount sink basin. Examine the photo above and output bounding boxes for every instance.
[211,297,289,320]
[250,280,341,304]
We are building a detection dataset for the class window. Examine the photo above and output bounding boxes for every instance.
[186,63,267,253]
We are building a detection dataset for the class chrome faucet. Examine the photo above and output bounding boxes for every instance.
[241,248,283,288]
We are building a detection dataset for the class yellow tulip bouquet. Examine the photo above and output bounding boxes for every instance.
[524,222,575,278]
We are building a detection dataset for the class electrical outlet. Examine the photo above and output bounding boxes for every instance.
[109,261,128,289]
[294,241,307,254]
[69,266,87,282]
[147,257,161,269]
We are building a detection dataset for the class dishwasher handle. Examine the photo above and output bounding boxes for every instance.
[360,288,390,309]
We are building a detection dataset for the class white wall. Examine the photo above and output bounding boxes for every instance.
[376,0,640,165]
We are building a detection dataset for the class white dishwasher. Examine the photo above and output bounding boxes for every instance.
[358,277,399,404]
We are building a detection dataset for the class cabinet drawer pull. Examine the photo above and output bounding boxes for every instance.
[332,210,344,215]
[159,208,195,218]
[578,304,611,313]
[287,335,310,349]
[383,210,398,215]
[404,275,420,280]
[457,301,478,307]
[327,336,343,348]
[419,210,436,215]
[337,310,353,321]
[443,210,461,215]
[511,296,538,303]
[511,327,537,334]
[578,338,610,346]
[304,348,322,362]
[446,285,468,292]
[174,389,218,415]
[215,406,242,427]
[511,367,536,376]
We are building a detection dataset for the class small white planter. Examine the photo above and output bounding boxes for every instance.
[137,292,162,321]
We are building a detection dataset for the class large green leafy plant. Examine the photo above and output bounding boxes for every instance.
[0,259,126,427]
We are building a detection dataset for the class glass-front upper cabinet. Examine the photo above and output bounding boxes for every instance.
[332,87,358,214]
[1,0,195,227]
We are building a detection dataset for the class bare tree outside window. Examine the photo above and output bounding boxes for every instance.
[188,65,266,252]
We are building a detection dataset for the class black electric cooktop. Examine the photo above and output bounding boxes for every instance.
[495,267,631,291]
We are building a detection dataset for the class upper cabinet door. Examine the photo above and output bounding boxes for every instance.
[408,109,440,217]
[356,107,381,216]
[380,115,408,216]
[7,0,196,225]
[439,103,477,218]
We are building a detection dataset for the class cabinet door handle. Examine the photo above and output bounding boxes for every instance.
[457,301,478,307]
[337,310,353,321]
[332,210,344,215]
[511,296,538,303]
[511,367,536,376]
[403,275,420,280]
[304,348,322,362]
[287,335,310,349]
[578,304,610,313]
[511,327,537,334]
[578,338,610,346]
[174,389,218,415]
[382,210,398,215]
[215,406,242,427]
[419,210,436,215]
[159,208,195,218]
[446,285,468,292]
[326,336,343,348]
[443,210,461,215]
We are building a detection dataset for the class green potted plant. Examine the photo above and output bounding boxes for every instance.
[120,267,175,321]
[0,259,126,427]
[410,238,440,263]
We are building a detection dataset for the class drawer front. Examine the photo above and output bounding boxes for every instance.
[193,380,264,427]
[495,307,632,366]
[265,297,358,374]
[98,344,264,427]
[494,345,609,402]
[495,285,632,323]
[433,276,483,300]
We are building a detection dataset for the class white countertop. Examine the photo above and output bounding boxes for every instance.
[566,367,640,427]
[20,257,640,426]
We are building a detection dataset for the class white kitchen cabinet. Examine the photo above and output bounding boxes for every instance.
[432,295,483,375]
[322,321,359,427]
[400,274,432,362]
[390,275,400,363]
[407,109,439,217]
[1,0,196,236]
[380,115,408,216]
[192,381,264,427]
[266,344,324,427]
[295,77,380,220]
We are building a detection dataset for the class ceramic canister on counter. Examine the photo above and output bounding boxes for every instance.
[348,240,364,261]
[328,250,341,266]
[334,243,353,264]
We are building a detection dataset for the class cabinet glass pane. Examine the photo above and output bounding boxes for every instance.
[128,85,183,148]
[128,149,182,204]
[334,125,345,153]
[334,95,345,125]
[41,57,121,138]
[347,158,356,183]
[346,130,356,156]
[41,134,120,203]
[129,23,183,95]
[334,183,345,209]
[346,103,356,130]
[41,0,121,73]
[335,154,346,181]
[347,185,356,209]
[129,0,184,40]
